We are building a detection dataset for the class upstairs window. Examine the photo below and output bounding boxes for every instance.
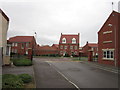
[72,38,76,44]
[26,43,29,48]
[70,46,73,49]
[15,43,17,47]
[21,44,24,49]
[64,46,67,49]
[12,43,14,47]
[60,45,63,49]
[62,38,66,43]
[74,46,78,50]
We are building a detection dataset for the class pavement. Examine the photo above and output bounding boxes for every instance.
[81,61,119,74]
[33,59,77,88]
[3,66,34,75]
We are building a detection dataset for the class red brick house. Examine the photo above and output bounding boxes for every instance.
[35,45,58,56]
[81,41,98,61]
[59,33,79,56]
[52,44,59,49]
[8,36,36,59]
[98,11,120,66]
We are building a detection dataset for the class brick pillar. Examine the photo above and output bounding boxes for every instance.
[88,51,93,61]
[28,49,33,60]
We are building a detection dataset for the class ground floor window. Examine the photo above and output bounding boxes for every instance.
[64,46,67,49]
[103,49,114,60]
[14,49,17,53]
[60,51,63,54]
[26,50,28,55]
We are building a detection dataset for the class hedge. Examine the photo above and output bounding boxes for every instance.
[18,74,32,83]
[13,59,32,66]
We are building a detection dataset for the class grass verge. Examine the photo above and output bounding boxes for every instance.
[2,74,34,88]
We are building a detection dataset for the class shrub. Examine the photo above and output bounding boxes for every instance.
[13,59,32,66]
[64,53,70,57]
[18,74,32,83]
[2,74,23,88]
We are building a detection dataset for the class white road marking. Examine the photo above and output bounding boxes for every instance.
[47,62,80,90]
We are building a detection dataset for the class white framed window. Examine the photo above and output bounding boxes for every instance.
[12,43,14,47]
[70,46,73,49]
[60,51,63,54]
[93,52,95,56]
[72,38,76,44]
[21,44,24,49]
[97,48,98,51]
[60,45,63,49]
[74,46,77,50]
[12,48,14,53]
[15,43,17,47]
[26,50,28,54]
[91,47,94,51]
[62,38,66,43]
[103,49,114,60]
[103,41,112,44]
[14,49,17,53]
[74,51,77,55]
[64,46,67,49]
[26,43,29,48]
[103,31,112,34]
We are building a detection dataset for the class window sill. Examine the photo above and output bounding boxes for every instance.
[102,58,114,61]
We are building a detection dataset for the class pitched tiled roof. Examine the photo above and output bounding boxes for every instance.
[9,36,35,42]
[87,43,98,47]
[59,33,79,44]
[98,10,120,33]
[39,45,57,51]
[52,44,59,48]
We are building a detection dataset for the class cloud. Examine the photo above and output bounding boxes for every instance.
[1,0,119,46]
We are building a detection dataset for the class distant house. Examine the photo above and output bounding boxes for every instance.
[52,44,59,49]
[8,36,36,59]
[98,11,120,66]
[82,42,98,57]
[0,9,11,65]
[35,45,58,56]
[59,33,79,56]
[80,42,98,61]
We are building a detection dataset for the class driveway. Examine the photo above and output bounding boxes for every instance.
[33,57,118,89]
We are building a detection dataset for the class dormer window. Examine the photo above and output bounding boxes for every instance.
[72,38,76,44]
[62,38,66,43]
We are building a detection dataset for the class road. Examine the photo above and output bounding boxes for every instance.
[33,58,76,88]
[33,57,118,88]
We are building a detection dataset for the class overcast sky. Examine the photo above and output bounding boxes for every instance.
[0,0,119,46]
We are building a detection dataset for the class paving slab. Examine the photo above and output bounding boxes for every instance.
[3,66,34,75]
